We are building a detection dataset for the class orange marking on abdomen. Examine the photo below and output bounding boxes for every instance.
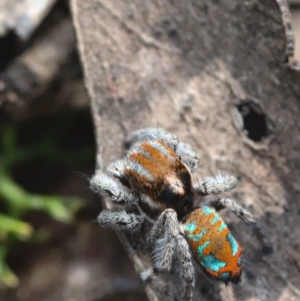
[184,207,242,282]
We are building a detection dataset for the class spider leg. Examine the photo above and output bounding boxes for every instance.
[149,209,179,272]
[194,174,237,196]
[107,159,131,188]
[98,210,144,231]
[90,172,138,206]
[147,208,170,244]
[208,198,273,254]
[148,209,195,300]
[177,234,195,301]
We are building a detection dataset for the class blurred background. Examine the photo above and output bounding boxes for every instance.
[0,1,299,301]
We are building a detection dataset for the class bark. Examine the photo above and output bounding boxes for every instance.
[71,0,300,300]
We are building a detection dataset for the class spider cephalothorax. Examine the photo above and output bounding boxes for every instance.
[111,137,195,215]
[90,128,271,300]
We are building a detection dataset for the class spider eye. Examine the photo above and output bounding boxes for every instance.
[184,205,190,211]
[183,206,189,213]
[183,195,193,212]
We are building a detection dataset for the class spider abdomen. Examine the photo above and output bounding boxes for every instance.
[183,206,242,283]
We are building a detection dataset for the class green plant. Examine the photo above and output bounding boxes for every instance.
[0,122,90,288]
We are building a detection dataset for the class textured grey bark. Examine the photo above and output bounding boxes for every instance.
[71,0,300,300]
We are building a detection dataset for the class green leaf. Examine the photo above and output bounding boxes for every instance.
[0,246,19,288]
[0,174,31,216]
[0,173,82,221]
[0,214,33,239]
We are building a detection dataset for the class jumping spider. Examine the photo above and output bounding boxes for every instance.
[90,128,271,300]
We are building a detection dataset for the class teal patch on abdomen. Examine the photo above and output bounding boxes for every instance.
[218,222,227,232]
[202,254,226,272]
[197,241,227,272]
[185,221,207,242]
[211,214,219,225]
[198,240,210,255]
[188,229,206,242]
[202,206,215,215]
[199,252,227,272]
[218,272,231,281]
[227,233,238,256]
[184,222,196,233]
[210,213,227,232]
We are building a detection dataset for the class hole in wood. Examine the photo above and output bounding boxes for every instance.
[235,102,271,142]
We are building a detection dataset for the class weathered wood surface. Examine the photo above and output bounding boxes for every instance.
[71,0,300,300]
